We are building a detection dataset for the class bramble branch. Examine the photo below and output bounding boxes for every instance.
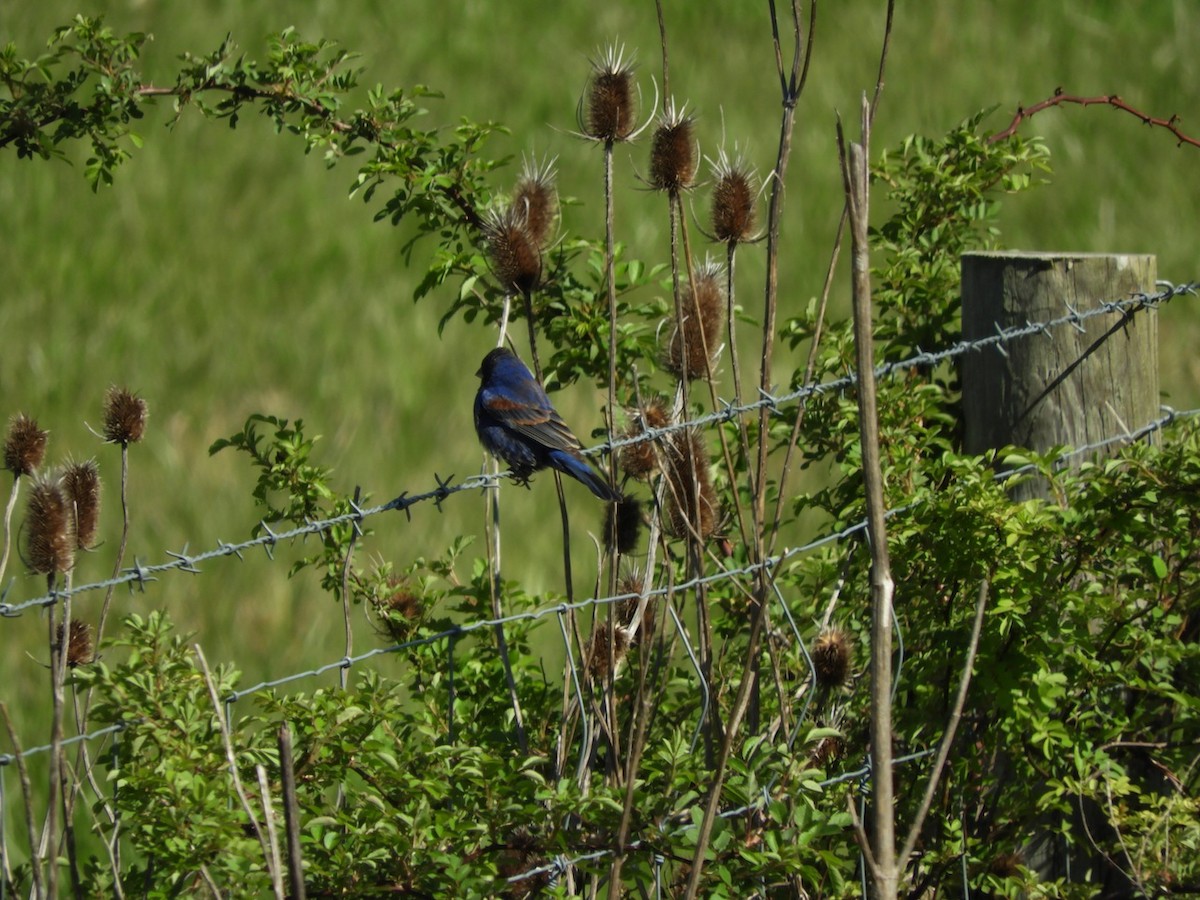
[988,88,1200,149]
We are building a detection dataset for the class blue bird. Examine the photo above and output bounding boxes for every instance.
[474,347,621,502]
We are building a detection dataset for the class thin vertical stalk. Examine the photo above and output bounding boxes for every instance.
[840,98,897,899]
[277,724,306,900]
[46,576,69,900]
[1,703,43,900]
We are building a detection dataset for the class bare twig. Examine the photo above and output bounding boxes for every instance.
[1,701,44,900]
[194,643,275,890]
[255,764,286,900]
[987,89,1200,149]
[769,0,893,559]
[898,576,991,867]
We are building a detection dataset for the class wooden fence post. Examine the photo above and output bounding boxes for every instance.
[960,250,1159,890]
[961,251,1158,498]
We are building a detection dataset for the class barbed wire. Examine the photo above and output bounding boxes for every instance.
[1,280,1191,621]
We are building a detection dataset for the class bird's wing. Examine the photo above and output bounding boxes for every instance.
[479,389,583,454]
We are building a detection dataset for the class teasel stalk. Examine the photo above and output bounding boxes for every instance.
[577,44,653,549]
[26,473,75,899]
[74,387,148,863]
[683,2,818,894]
[708,148,762,545]
[96,387,146,645]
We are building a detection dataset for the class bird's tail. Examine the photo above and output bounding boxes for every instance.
[550,450,622,502]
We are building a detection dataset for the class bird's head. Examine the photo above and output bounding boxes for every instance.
[477,346,522,381]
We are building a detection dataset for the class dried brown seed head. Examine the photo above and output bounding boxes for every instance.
[26,475,75,575]
[618,398,670,480]
[512,156,559,250]
[4,414,48,477]
[663,431,717,540]
[103,387,147,445]
[649,101,697,193]
[484,205,541,295]
[63,459,101,550]
[374,573,423,643]
[586,621,630,679]
[812,627,854,688]
[59,618,94,667]
[664,261,724,381]
[709,150,758,244]
[581,45,637,142]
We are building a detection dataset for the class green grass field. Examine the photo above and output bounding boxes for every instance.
[2,0,1198,761]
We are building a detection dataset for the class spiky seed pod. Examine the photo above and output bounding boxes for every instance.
[62,459,101,550]
[649,102,697,193]
[988,851,1024,878]
[710,152,758,244]
[604,497,642,554]
[103,387,147,445]
[618,398,670,480]
[665,261,725,381]
[4,414,48,477]
[808,731,846,769]
[586,621,630,679]
[484,206,541,295]
[59,618,94,667]
[26,476,75,575]
[811,627,854,688]
[512,157,559,250]
[581,45,637,143]
[497,827,550,892]
[376,574,422,643]
[663,431,717,540]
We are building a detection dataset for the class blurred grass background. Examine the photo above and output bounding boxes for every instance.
[1,1,1197,756]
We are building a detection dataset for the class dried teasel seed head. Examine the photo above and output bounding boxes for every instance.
[497,827,550,890]
[4,413,48,477]
[808,731,846,769]
[58,618,94,667]
[649,101,697,193]
[618,398,670,480]
[484,205,542,295]
[988,851,1024,879]
[709,150,758,244]
[581,44,638,143]
[586,621,630,679]
[812,627,854,688]
[665,261,724,381]
[663,431,717,540]
[62,459,101,550]
[604,497,642,555]
[374,573,423,644]
[511,156,559,250]
[103,387,147,445]
[26,475,75,575]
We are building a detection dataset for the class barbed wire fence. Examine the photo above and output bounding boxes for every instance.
[0,279,1196,892]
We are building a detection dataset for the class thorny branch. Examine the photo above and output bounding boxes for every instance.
[988,89,1200,149]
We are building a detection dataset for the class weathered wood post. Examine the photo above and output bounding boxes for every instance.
[960,250,1159,890]
[962,251,1158,499]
